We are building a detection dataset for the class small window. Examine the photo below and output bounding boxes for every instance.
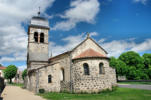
[48,75,52,83]
[99,63,104,74]
[61,68,65,81]
[34,32,38,42]
[83,63,89,75]
[40,33,44,43]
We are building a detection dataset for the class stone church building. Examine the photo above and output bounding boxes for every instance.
[26,15,117,93]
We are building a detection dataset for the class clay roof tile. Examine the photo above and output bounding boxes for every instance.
[73,48,106,59]
[0,66,6,70]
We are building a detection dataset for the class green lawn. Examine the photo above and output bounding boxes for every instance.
[118,81,151,85]
[38,88,151,100]
[8,83,24,87]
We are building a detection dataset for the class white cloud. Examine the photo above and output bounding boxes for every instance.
[89,32,98,37]
[49,31,151,58]
[52,0,100,31]
[18,65,27,71]
[133,0,147,5]
[98,38,107,43]
[100,40,136,57]
[49,33,85,56]
[0,0,55,64]
[100,38,151,57]
[131,39,151,52]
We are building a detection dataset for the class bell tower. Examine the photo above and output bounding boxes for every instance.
[27,14,50,70]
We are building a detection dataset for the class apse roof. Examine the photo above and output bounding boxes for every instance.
[73,48,107,60]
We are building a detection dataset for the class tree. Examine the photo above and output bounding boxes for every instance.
[118,51,149,80]
[119,51,144,69]
[22,69,27,80]
[110,57,128,77]
[3,65,17,83]
[143,53,151,79]
[143,53,151,68]
[109,57,117,68]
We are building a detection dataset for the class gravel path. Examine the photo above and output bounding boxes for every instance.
[1,86,46,100]
[118,84,151,90]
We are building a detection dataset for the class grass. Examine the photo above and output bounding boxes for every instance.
[38,87,151,100]
[8,83,24,87]
[118,81,151,85]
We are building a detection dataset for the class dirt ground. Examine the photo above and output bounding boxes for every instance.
[1,86,46,100]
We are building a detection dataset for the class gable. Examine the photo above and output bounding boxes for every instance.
[71,37,107,59]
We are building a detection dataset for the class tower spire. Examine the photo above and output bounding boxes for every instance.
[38,7,41,16]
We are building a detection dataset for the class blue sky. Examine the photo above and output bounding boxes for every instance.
[0,0,151,70]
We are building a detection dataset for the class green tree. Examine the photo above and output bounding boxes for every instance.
[3,65,17,83]
[143,53,151,79]
[118,51,149,80]
[110,57,128,77]
[22,69,27,80]
[143,53,151,68]
[119,51,144,69]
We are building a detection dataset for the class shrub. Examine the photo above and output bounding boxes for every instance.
[22,69,27,80]
[39,89,45,93]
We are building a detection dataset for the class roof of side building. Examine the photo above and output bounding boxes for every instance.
[0,66,6,70]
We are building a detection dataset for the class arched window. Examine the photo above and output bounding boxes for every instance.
[99,63,104,74]
[48,75,52,83]
[40,33,44,43]
[83,63,89,75]
[60,68,65,81]
[34,32,38,42]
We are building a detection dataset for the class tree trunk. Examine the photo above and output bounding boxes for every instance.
[10,78,12,84]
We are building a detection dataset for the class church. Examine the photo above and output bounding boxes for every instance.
[25,14,117,93]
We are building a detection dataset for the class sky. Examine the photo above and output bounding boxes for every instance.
[0,0,151,70]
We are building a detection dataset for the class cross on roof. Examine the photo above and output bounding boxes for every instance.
[38,7,41,16]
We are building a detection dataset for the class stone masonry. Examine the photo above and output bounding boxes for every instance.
[26,15,117,93]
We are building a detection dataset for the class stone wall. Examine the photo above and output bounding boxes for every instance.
[60,81,71,92]
[72,38,107,59]
[38,64,61,92]
[26,61,48,92]
[72,58,117,93]
[28,62,48,71]
[27,71,37,92]
[27,54,71,93]
[28,27,49,62]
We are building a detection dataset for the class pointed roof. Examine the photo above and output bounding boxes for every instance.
[49,36,108,61]
[72,37,108,54]
[73,48,107,60]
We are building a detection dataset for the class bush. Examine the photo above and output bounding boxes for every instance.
[112,86,118,91]
[22,69,27,80]
[39,89,45,93]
